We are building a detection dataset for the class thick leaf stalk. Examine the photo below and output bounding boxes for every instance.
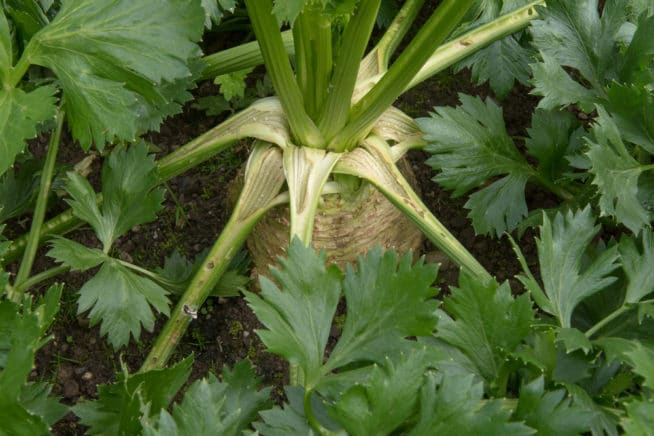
[244,0,324,148]
[334,136,492,284]
[330,0,475,151]
[141,143,286,370]
[406,0,545,91]
[10,107,64,300]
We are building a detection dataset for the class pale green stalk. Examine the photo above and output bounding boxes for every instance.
[11,265,69,297]
[405,1,545,90]
[317,0,382,140]
[334,136,492,284]
[141,143,287,371]
[293,6,332,119]
[244,0,324,148]
[357,0,425,82]
[12,107,65,300]
[329,0,475,151]
[201,31,294,80]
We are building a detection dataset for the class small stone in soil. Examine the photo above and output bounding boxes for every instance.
[63,380,80,398]
[82,371,93,381]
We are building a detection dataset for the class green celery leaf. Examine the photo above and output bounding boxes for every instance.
[0,296,64,432]
[436,273,534,383]
[66,143,164,250]
[325,249,439,371]
[47,237,107,271]
[100,143,164,245]
[564,383,620,436]
[625,342,654,390]
[0,158,41,223]
[19,382,68,427]
[144,360,271,435]
[420,94,531,194]
[619,230,654,304]
[514,376,595,435]
[0,85,57,178]
[255,387,333,435]
[0,301,42,398]
[0,402,49,435]
[244,239,342,388]
[594,337,637,364]
[271,0,332,24]
[621,400,654,436]
[329,350,431,436]
[29,0,204,149]
[556,327,592,354]
[619,14,654,85]
[0,11,11,83]
[201,0,237,29]
[586,107,651,232]
[3,0,49,41]
[525,109,581,183]
[73,356,192,436]
[530,0,622,91]
[465,173,530,236]
[419,94,534,235]
[604,83,654,155]
[529,55,598,111]
[214,67,253,102]
[410,372,533,435]
[77,260,170,349]
[457,35,532,99]
[535,208,620,327]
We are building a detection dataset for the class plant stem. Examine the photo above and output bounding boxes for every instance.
[330,0,474,151]
[358,0,425,81]
[304,389,330,435]
[294,6,332,120]
[406,1,545,91]
[585,305,631,339]
[244,0,324,148]
[201,31,294,80]
[12,107,65,298]
[141,143,286,370]
[317,0,381,140]
[10,265,69,298]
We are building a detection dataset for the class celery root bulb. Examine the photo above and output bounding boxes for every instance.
[247,159,423,274]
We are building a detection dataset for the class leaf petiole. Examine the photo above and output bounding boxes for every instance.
[13,105,65,299]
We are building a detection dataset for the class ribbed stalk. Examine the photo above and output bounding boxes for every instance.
[358,0,425,82]
[406,1,545,90]
[334,136,492,284]
[201,31,294,80]
[12,107,64,299]
[244,0,324,148]
[329,0,474,151]
[293,6,332,120]
[317,0,381,140]
[141,143,286,370]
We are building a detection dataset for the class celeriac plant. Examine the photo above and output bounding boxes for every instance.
[7,0,653,433]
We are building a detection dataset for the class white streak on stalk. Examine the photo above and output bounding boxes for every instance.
[283,145,341,245]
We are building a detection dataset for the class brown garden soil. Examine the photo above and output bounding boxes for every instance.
[6,47,556,435]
